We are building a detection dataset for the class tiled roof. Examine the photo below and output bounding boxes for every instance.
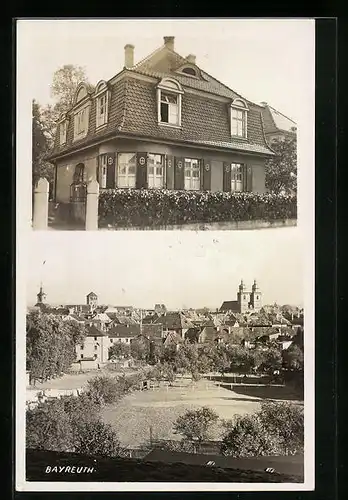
[86,325,107,337]
[154,312,194,330]
[48,44,274,160]
[261,104,296,135]
[142,324,163,339]
[220,301,240,313]
[108,324,140,338]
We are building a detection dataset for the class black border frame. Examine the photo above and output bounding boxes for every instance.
[4,16,337,500]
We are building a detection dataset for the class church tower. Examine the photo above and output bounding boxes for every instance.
[237,279,250,313]
[36,284,47,304]
[250,280,262,312]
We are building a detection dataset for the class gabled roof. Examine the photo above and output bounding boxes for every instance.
[220,301,240,313]
[261,103,297,135]
[85,325,107,337]
[154,312,194,330]
[108,324,140,338]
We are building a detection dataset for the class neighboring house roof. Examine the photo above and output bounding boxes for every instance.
[163,331,184,346]
[200,326,218,342]
[48,40,274,161]
[154,312,194,330]
[261,103,297,135]
[92,313,112,323]
[85,325,107,337]
[108,324,140,338]
[142,324,163,339]
[86,292,98,298]
[219,301,240,313]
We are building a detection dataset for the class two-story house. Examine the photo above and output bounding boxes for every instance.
[47,36,274,206]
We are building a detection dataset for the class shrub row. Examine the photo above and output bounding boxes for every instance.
[98,189,297,228]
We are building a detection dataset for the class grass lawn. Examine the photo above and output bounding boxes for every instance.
[102,376,302,448]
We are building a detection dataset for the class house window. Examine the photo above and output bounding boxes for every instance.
[148,154,164,189]
[110,339,113,343]
[231,163,244,192]
[231,109,246,137]
[182,67,197,76]
[59,120,67,145]
[117,153,136,188]
[74,106,89,140]
[98,154,108,189]
[96,93,108,128]
[94,345,98,350]
[184,158,201,191]
[231,99,248,138]
[94,337,97,341]
[80,354,84,359]
[160,92,179,125]
[157,78,183,128]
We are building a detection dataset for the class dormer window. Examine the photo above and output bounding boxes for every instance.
[157,78,183,128]
[73,83,91,141]
[74,106,89,139]
[160,92,179,125]
[230,98,249,138]
[181,67,197,77]
[95,81,109,129]
[58,114,68,145]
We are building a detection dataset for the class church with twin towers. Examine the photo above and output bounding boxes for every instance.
[220,280,262,314]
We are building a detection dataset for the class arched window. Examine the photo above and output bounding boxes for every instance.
[94,81,109,128]
[157,78,184,127]
[75,84,88,104]
[73,163,85,184]
[181,67,197,76]
[230,98,249,138]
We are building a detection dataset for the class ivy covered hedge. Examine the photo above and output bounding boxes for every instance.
[98,189,297,228]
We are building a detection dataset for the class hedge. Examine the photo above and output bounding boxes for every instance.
[98,189,297,228]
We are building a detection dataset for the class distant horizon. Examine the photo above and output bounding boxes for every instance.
[27,296,304,311]
[25,229,304,310]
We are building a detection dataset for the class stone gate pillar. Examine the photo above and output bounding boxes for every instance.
[85,180,99,231]
[33,178,49,230]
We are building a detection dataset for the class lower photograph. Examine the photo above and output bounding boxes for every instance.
[17,227,312,491]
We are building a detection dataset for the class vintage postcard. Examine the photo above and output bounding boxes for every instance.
[16,18,315,492]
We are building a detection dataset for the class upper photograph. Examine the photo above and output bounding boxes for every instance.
[20,19,312,231]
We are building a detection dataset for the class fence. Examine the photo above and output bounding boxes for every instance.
[33,178,297,231]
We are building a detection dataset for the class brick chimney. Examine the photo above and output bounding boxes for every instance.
[186,54,196,64]
[163,36,175,51]
[124,44,135,68]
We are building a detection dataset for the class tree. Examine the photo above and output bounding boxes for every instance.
[74,420,122,457]
[130,336,150,362]
[265,134,297,194]
[26,310,86,384]
[258,400,304,455]
[282,343,304,371]
[109,342,131,360]
[175,342,212,381]
[86,375,122,406]
[221,413,282,457]
[51,64,89,112]
[33,65,90,189]
[173,407,219,450]
[259,346,283,374]
[26,398,75,452]
[32,100,53,187]
[221,400,304,457]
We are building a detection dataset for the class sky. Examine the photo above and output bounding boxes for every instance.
[25,227,304,309]
[17,18,315,122]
